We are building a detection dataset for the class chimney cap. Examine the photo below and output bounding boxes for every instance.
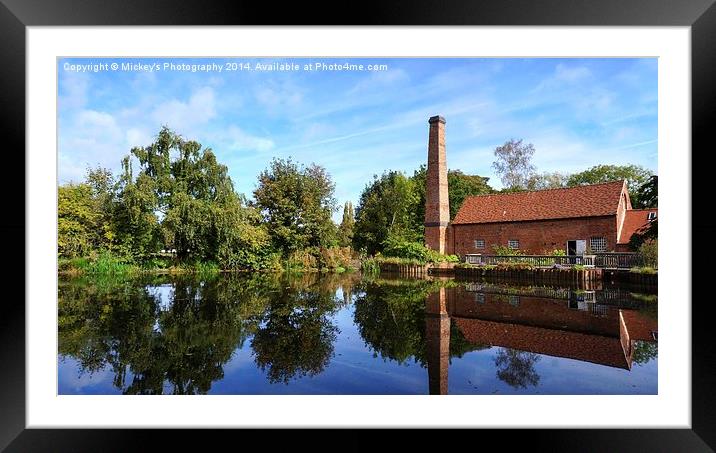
[429,115,446,124]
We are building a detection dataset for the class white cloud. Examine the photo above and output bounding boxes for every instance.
[224,125,275,152]
[348,68,409,94]
[58,71,89,111]
[126,128,154,148]
[151,86,216,134]
[59,109,127,182]
[255,81,302,112]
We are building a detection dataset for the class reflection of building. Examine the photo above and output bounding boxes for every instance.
[424,285,657,394]
[423,115,658,255]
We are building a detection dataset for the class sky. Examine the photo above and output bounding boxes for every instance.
[58,57,657,222]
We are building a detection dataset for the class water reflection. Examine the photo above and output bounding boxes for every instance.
[420,280,658,394]
[58,273,657,395]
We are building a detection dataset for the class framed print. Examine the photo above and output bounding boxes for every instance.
[3,0,714,450]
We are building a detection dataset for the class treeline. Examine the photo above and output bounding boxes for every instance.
[59,127,351,272]
[59,128,657,273]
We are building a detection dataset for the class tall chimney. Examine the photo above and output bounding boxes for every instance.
[425,115,450,254]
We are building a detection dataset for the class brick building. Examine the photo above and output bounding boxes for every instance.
[423,115,657,256]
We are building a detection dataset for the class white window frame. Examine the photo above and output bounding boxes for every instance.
[589,237,607,253]
[647,212,657,221]
[474,239,485,249]
[507,240,519,249]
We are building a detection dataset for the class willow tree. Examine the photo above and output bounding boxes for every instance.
[116,126,275,269]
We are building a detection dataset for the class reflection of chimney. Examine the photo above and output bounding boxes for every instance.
[426,287,450,395]
[425,116,450,254]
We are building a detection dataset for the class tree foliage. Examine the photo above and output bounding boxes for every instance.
[567,164,653,207]
[338,201,355,247]
[254,157,338,256]
[492,139,537,190]
[353,168,493,255]
[59,127,278,270]
[352,171,422,255]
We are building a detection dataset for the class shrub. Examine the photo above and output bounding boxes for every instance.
[492,245,524,256]
[382,236,430,262]
[318,246,353,270]
[639,238,657,268]
[286,249,318,271]
[546,248,566,256]
[361,257,380,275]
[496,262,534,270]
[630,266,657,274]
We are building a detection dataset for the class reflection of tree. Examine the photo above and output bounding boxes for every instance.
[58,273,271,394]
[353,280,487,366]
[250,275,341,384]
[494,349,541,388]
[631,340,658,365]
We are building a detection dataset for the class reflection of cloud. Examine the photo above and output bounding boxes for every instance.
[58,356,113,393]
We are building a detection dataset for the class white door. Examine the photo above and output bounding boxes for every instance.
[576,240,587,255]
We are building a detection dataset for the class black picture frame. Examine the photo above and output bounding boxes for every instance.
[2,0,713,450]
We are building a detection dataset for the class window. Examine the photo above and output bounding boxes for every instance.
[590,237,607,253]
[474,239,485,249]
[647,212,657,221]
[475,293,485,304]
[508,240,519,249]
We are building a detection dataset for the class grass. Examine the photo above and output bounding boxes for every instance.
[629,266,658,274]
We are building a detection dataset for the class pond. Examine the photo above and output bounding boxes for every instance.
[58,272,657,395]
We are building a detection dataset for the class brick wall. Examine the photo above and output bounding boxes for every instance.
[451,215,618,255]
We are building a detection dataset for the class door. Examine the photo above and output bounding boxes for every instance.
[576,240,587,255]
[567,240,577,256]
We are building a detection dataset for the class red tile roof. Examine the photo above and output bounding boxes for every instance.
[618,208,657,244]
[452,180,626,224]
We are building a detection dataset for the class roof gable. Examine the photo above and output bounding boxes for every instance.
[452,180,626,224]
[618,208,658,244]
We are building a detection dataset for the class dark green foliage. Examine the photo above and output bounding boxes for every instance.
[567,164,653,207]
[411,166,493,221]
[633,175,657,209]
[353,171,422,255]
[253,157,338,256]
[353,168,493,255]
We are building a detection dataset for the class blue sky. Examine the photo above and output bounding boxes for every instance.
[58,58,657,222]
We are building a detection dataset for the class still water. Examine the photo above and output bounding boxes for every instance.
[58,272,657,395]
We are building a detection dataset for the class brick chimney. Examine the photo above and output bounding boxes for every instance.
[425,115,450,254]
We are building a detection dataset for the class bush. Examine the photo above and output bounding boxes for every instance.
[639,238,657,268]
[492,245,524,256]
[318,246,353,270]
[361,257,380,275]
[382,236,429,262]
[630,266,657,274]
[286,249,319,271]
[546,248,566,256]
[495,262,534,270]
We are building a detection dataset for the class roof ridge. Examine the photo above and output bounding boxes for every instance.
[464,179,625,200]
[627,208,658,212]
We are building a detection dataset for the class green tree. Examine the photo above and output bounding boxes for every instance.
[412,166,493,221]
[110,127,275,268]
[492,139,537,190]
[338,201,355,248]
[352,171,421,255]
[254,157,338,256]
[633,175,658,209]
[567,164,653,207]
[58,183,98,258]
[526,171,569,190]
